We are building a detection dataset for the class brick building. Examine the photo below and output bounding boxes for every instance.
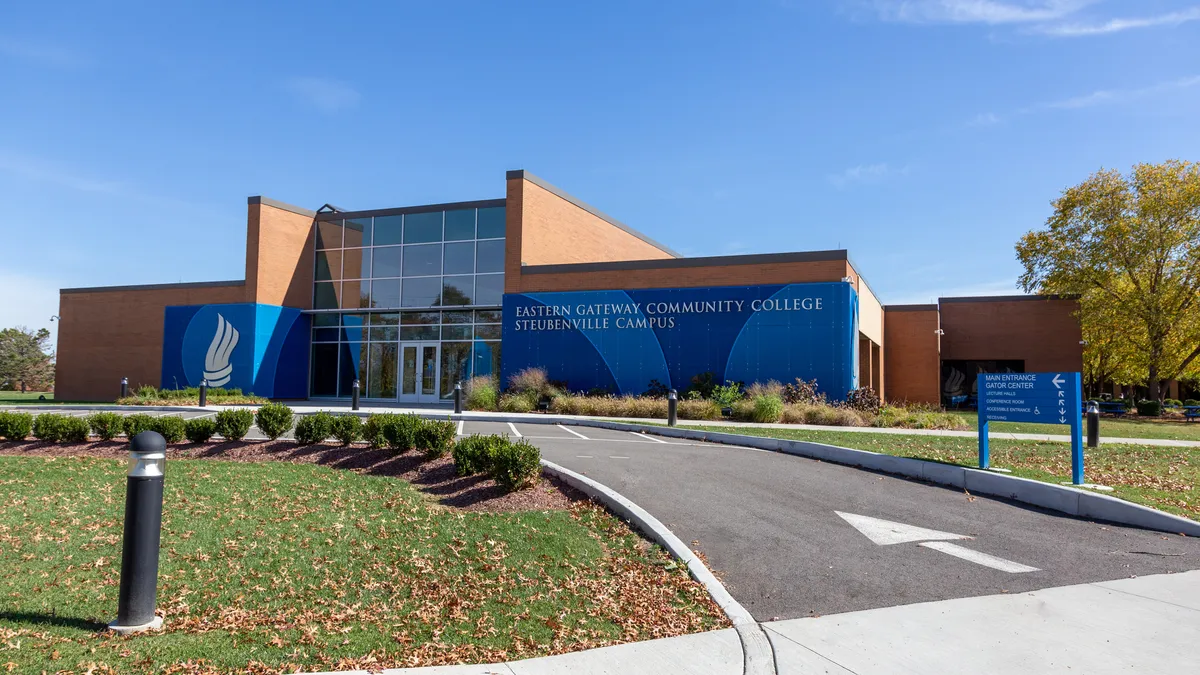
[55,170,1083,405]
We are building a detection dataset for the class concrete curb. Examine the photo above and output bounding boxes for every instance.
[541,460,776,675]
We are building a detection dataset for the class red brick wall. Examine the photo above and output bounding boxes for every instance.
[884,307,941,405]
[940,298,1082,373]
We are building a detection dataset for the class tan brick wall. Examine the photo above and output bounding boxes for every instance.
[55,283,247,401]
[505,176,676,293]
[246,202,316,308]
[884,308,941,405]
[940,298,1083,373]
[516,260,854,293]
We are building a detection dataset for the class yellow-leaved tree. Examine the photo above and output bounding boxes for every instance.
[1016,160,1200,401]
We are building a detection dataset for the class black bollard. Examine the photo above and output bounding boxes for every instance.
[352,379,360,411]
[109,431,166,634]
[667,389,678,427]
[198,379,208,408]
[1086,400,1100,448]
[454,381,463,414]
[121,377,129,399]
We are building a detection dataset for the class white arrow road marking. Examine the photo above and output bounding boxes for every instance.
[836,512,971,546]
[558,425,589,440]
[1052,373,1065,389]
[456,420,464,436]
[507,422,522,438]
[920,542,1040,573]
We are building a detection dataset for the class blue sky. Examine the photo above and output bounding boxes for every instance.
[3,0,1198,342]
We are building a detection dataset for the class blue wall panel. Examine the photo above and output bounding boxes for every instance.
[161,303,310,398]
[502,283,858,399]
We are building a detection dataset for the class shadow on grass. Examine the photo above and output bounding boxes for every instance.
[0,610,108,632]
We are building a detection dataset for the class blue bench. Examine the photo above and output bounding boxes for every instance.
[1184,406,1200,422]
[1098,402,1127,416]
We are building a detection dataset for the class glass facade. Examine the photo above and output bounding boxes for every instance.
[309,205,505,401]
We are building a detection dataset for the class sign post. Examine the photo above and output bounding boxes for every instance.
[977,372,1085,485]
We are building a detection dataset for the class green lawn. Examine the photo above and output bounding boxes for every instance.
[0,456,724,674]
[678,424,1199,520]
[946,411,1200,441]
[0,391,54,403]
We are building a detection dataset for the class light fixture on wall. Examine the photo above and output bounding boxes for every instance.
[841,276,853,283]
[1079,340,1087,345]
[934,329,945,335]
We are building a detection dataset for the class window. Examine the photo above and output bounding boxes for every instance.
[372,246,402,278]
[442,325,471,340]
[442,310,472,324]
[472,341,501,379]
[444,209,476,241]
[474,309,501,324]
[401,311,439,325]
[345,218,371,248]
[402,276,442,307]
[340,314,367,342]
[440,342,472,397]
[403,244,441,276]
[373,216,403,246]
[400,325,439,340]
[367,279,400,309]
[316,220,342,249]
[443,241,474,275]
[477,207,505,238]
[343,248,370,279]
[315,250,341,281]
[404,211,443,243]
[343,280,369,309]
[338,342,367,397]
[475,274,504,306]
[475,240,505,273]
[442,276,473,306]
[314,282,339,310]
[367,342,397,398]
[311,344,339,396]
[474,324,501,340]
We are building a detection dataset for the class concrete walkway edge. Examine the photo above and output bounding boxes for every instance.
[541,460,777,675]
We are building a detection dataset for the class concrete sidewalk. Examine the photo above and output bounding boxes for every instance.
[765,570,1200,674]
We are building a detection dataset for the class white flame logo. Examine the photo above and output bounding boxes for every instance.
[203,313,239,387]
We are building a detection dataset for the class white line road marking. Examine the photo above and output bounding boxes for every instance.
[507,422,522,438]
[609,456,630,459]
[632,432,669,444]
[456,420,464,436]
[920,541,1040,573]
[558,425,589,439]
[837,512,971,546]
[576,455,594,458]
[192,412,217,420]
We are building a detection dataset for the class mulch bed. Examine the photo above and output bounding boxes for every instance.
[0,439,587,513]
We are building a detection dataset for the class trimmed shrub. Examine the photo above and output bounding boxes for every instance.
[1164,398,1183,408]
[184,418,217,443]
[152,416,186,443]
[331,414,363,446]
[750,394,784,423]
[295,412,334,445]
[453,434,503,476]
[1136,399,1163,417]
[491,439,542,492]
[844,387,881,415]
[216,408,254,441]
[32,414,70,442]
[417,418,457,459]
[1186,399,1200,407]
[87,412,125,441]
[464,375,499,411]
[499,391,538,413]
[363,413,393,449]
[385,414,422,453]
[60,416,91,442]
[123,413,156,438]
[0,411,34,441]
[255,403,294,440]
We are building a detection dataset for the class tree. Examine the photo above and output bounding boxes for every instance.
[1016,160,1200,401]
[0,326,55,392]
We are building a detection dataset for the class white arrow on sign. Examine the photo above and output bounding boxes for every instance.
[1058,391,1065,398]
[837,512,1040,573]
[1059,417,1067,423]
[1052,373,1065,389]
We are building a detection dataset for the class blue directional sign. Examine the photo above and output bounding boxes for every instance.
[977,372,1085,485]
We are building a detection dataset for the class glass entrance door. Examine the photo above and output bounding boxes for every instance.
[399,342,440,404]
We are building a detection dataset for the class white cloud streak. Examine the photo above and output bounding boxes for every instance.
[1038,6,1200,36]
[859,0,1093,25]
[1035,74,1200,110]
[283,77,362,113]
[829,163,910,188]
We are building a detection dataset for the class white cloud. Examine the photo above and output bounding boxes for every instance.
[829,163,910,188]
[0,36,85,68]
[0,271,63,348]
[1037,6,1200,36]
[1036,74,1200,110]
[857,0,1092,25]
[284,77,361,113]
